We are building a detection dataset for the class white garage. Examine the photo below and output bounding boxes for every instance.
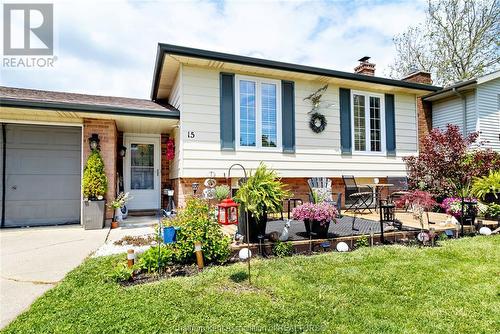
[1,124,82,227]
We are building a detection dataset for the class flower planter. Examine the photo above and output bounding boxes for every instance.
[303,219,330,239]
[82,200,105,230]
[247,211,268,243]
[162,226,177,244]
[111,221,119,229]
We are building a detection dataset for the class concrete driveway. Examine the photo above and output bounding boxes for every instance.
[0,225,109,329]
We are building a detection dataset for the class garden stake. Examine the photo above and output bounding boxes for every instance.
[127,249,135,268]
[194,241,204,270]
[227,163,250,284]
[370,228,374,247]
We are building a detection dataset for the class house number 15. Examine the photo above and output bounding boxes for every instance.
[187,131,195,139]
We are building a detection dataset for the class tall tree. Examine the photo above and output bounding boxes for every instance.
[388,0,499,86]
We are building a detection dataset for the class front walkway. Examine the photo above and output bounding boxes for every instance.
[0,225,109,329]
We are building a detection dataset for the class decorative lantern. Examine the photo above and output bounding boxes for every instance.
[88,133,100,151]
[217,197,239,225]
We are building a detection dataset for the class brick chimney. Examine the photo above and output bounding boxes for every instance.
[402,70,432,85]
[354,56,375,76]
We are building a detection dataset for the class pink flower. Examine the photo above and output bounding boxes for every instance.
[292,202,338,223]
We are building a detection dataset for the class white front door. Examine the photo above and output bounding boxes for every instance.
[123,134,161,210]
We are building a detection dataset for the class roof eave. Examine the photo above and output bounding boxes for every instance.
[151,43,442,100]
[422,79,477,101]
[0,98,180,119]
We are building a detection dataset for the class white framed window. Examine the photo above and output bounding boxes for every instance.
[235,75,282,150]
[351,90,386,154]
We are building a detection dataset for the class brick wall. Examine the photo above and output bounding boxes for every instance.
[417,98,432,149]
[83,118,117,220]
[161,134,172,208]
[172,177,387,210]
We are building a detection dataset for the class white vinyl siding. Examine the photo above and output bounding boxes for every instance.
[477,78,500,151]
[177,65,418,178]
[432,96,463,131]
[432,91,477,136]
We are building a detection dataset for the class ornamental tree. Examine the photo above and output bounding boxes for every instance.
[404,124,500,199]
[82,150,108,200]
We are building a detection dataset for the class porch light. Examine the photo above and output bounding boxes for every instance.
[217,197,239,225]
[88,133,100,151]
[118,145,127,158]
[191,182,199,195]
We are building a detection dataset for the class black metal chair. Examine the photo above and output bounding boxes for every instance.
[307,177,342,217]
[342,175,372,214]
[387,176,410,203]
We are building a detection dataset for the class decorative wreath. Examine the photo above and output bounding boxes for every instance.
[309,112,327,133]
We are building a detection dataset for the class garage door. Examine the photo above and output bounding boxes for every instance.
[1,124,82,227]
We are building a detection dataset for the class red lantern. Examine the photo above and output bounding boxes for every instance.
[217,198,239,225]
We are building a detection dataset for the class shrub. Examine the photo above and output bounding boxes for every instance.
[471,170,500,201]
[404,124,500,198]
[109,262,134,282]
[82,150,108,200]
[355,235,369,248]
[215,185,230,201]
[138,246,174,272]
[170,197,231,265]
[235,163,291,220]
[273,241,293,257]
[486,203,500,219]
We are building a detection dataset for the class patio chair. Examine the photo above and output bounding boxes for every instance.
[342,175,372,214]
[387,176,410,203]
[307,177,342,217]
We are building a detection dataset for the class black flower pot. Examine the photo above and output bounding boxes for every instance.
[484,192,500,205]
[247,211,267,243]
[303,219,330,239]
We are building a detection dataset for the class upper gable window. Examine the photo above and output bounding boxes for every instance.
[352,91,385,154]
[235,75,282,150]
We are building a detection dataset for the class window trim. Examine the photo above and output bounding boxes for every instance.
[235,74,282,151]
[350,90,386,155]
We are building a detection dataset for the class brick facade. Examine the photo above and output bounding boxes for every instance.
[161,134,172,208]
[172,177,387,210]
[83,118,117,220]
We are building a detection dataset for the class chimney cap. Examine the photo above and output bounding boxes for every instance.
[358,56,371,62]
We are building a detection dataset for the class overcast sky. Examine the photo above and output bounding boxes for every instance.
[1,0,427,99]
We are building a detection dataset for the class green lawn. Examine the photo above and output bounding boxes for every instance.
[3,236,499,334]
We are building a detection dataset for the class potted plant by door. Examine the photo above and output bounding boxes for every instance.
[82,150,108,230]
[108,192,131,229]
[235,163,290,242]
[292,202,338,238]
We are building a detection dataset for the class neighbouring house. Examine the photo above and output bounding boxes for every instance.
[0,44,441,228]
[421,70,500,152]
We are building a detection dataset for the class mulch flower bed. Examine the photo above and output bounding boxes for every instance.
[120,264,200,287]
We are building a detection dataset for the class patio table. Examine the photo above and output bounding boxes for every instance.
[361,184,394,212]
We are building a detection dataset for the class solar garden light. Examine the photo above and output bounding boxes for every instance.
[88,133,100,151]
[127,249,135,268]
[191,182,200,196]
[194,241,204,270]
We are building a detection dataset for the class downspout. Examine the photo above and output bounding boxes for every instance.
[452,87,467,136]
[1,124,6,227]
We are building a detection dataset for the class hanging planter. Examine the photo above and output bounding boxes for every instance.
[309,112,327,133]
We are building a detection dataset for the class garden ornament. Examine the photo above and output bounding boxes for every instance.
[279,219,291,241]
[336,242,349,252]
[238,248,252,260]
[479,227,492,235]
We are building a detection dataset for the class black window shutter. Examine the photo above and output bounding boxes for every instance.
[385,94,396,156]
[282,80,295,153]
[220,73,235,151]
[339,88,352,154]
